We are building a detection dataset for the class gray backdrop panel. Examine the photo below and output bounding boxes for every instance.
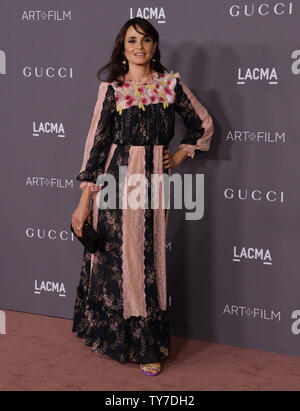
[0,0,299,356]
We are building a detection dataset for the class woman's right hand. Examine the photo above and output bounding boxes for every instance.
[72,203,92,238]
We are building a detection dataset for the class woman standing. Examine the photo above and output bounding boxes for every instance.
[71,17,213,376]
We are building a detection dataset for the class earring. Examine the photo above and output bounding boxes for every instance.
[150,57,156,68]
[122,57,127,74]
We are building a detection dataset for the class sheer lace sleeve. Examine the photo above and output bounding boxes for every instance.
[76,81,116,190]
[174,72,214,159]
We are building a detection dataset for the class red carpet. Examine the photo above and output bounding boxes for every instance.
[0,310,299,391]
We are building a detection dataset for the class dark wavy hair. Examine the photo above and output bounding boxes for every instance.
[97,17,168,86]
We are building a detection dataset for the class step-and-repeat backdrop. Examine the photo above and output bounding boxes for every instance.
[1,0,299,356]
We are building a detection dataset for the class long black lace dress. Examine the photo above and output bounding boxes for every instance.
[72,70,213,364]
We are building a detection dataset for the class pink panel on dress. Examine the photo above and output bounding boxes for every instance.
[153,145,167,311]
[121,146,147,320]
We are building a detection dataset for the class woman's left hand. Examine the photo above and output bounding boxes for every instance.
[163,149,176,169]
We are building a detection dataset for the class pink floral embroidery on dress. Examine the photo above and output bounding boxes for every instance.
[112,71,177,115]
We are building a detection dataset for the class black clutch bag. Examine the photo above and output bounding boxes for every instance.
[70,221,105,253]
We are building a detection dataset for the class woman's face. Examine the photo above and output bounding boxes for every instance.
[123,25,157,68]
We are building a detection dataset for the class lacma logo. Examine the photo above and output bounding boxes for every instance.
[237,67,278,85]
[129,7,166,23]
[0,50,6,75]
[233,246,272,265]
[34,280,66,297]
[33,121,66,138]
